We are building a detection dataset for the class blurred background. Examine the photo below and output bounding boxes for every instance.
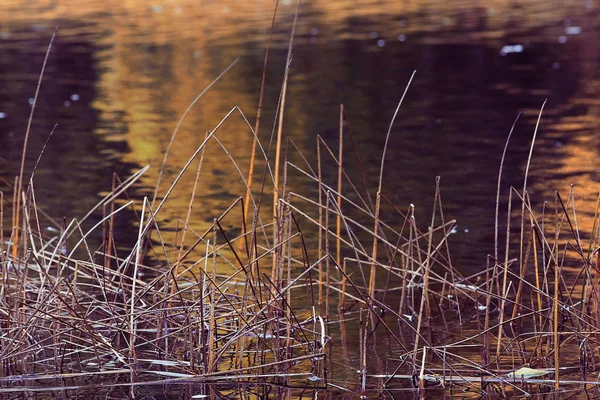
[0,0,598,272]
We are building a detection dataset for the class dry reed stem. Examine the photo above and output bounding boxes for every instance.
[242,0,279,236]
[13,30,56,259]
[553,193,560,390]
[495,114,520,262]
[272,0,300,218]
[336,104,344,269]
[368,71,416,313]
[170,131,209,296]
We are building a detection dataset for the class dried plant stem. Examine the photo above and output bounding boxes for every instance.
[272,0,300,216]
[495,115,519,261]
[337,104,344,267]
[243,0,279,231]
[14,30,56,258]
[519,100,546,301]
[553,193,560,390]
[170,131,209,296]
[208,223,217,372]
[413,227,433,362]
[496,189,513,359]
[317,139,324,310]
[368,71,416,310]
[129,197,147,360]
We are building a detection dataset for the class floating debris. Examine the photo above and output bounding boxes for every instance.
[456,283,479,291]
[507,367,554,379]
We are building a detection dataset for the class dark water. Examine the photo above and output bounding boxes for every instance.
[1,1,599,268]
[1,0,600,396]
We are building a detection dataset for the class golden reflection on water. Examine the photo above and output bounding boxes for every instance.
[0,0,598,263]
[0,0,599,262]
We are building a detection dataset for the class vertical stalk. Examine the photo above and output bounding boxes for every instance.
[129,197,147,361]
[336,104,344,267]
[368,72,416,313]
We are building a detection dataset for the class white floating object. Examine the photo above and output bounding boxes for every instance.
[507,367,553,379]
[70,93,79,101]
[0,112,5,119]
[456,283,479,291]
[565,26,581,35]
[559,36,567,43]
[500,44,524,56]
[377,39,386,47]
[398,34,406,42]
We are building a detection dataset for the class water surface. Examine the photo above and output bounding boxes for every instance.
[1,0,599,396]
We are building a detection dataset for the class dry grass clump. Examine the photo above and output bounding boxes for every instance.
[4,23,600,400]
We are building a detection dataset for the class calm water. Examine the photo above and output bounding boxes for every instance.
[1,1,599,267]
[1,0,600,396]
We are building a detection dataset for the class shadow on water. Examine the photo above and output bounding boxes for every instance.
[0,20,142,254]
